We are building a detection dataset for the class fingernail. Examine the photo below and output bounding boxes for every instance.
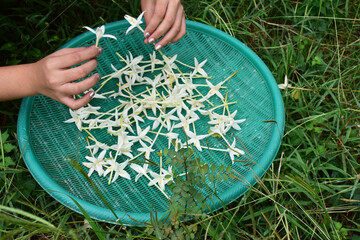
[155,44,162,51]
[144,32,150,38]
[148,38,155,44]
[90,91,95,99]
[97,47,103,54]
[95,73,101,79]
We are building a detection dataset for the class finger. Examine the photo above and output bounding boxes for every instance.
[51,47,89,57]
[141,0,155,26]
[64,58,98,82]
[143,0,169,43]
[147,0,182,45]
[154,7,184,50]
[62,73,100,96]
[170,12,186,43]
[61,91,94,110]
[56,45,103,68]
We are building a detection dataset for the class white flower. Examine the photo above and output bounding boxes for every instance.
[83,149,107,177]
[227,138,245,164]
[131,126,153,144]
[83,25,117,46]
[137,140,155,160]
[173,112,199,134]
[161,166,173,182]
[64,108,89,131]
[110,134,134,158]
[202,80,224,100]
[187,99,205,109]
[166,131,179,149]
[180,76,197,96]
[124,11,146,34]
[162,54,178,72]
[144,74,162,88]
[130,163,149,182]
[104,159,131,182]
[278,75,292,89]
[161,108,179,131]
[193,58,208,77]
[148,166,173,191]
[149,51,164,72]
[140,90,160,115]
[187,131,209,152]
[224,110,246,132]
[86,140,109,155]
[110,64,125,84]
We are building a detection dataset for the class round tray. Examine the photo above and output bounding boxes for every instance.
[17,20,284,225]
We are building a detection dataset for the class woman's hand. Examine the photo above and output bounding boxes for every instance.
[33,45,102,109]
[141,0,186,50]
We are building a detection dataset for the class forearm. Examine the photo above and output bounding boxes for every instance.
[0,63,39,101]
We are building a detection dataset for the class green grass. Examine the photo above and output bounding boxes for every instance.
[1,0,360,239]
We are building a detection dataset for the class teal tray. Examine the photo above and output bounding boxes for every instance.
[17,20,284,225]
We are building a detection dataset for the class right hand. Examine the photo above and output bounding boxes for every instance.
[33,45,103,110]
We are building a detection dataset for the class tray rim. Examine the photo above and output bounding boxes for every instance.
[17,19,285,225]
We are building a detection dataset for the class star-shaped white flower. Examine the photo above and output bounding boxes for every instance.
[202,80,224,100]
[148,166,173,191]
[224,110,246,132]
[227,138,245,164]
[149,51,164,72]
[187,131,209,152]
[124,11,146,34]
[83,25,117,46]
[64,108,90,131]
[86,140,109,155]
[83,149,107,177]
[137,140,155,160]
[148,171,165,191]
[193,58,208,77]
[104,159,131,182]
[130,163,149,182]
[131,125,153,144]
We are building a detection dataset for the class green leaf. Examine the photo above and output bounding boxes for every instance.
[163,148,168,156]
[1,130,9,143]
[208,174,215,182]
[173,186,181,194]
[226,165,232,173]
[210,163,216,173]
[179,197,187,205]
[4,143,16,153]
[223,174,229,181]
[216,174,222,181]
[219,164,225,173]
[0,157,15,168]
[0,205,56,228]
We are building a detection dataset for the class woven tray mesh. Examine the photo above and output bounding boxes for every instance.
[18,20,284,225]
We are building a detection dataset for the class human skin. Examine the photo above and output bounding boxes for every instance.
[0,45,102,110]
[141,0,186,50]
[0,1,186,109]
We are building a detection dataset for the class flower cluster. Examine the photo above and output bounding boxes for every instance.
[72,14,246,195]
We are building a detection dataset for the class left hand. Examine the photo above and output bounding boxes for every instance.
[141,0,186,50]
